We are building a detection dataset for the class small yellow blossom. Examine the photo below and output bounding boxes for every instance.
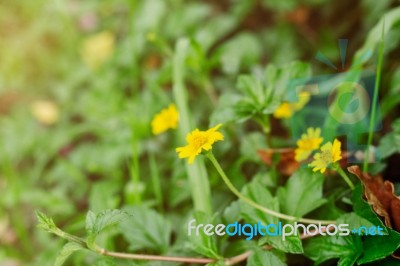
[273,91,311,119]
[151,104,179,135]
[295,127,323,161]
[81,31,115,70]
[31,100,59,125]
[308,139,342,173]
[273,102,293,119]
[176,124,224,164]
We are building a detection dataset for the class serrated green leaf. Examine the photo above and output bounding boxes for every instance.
[86,211,96,234]
[89,181,120,213]
[86,209,128,249]
[337,213,378,236]
[210,93,247,125]
[277,169,327,217]
[86,209,127,236]
[237,75,264,105]
[223,200,240,223]
[304,235,362,266]
[247,249,286,266]
[120,206,171,253]
[36,210,57,233]
[188,211,220,259]
[54,242,84,266]
[259,234,303,254]
[239,180,279,224]
[357,228,400,264]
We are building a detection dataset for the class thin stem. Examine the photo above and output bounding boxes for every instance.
[128,129,141,204]
[363,19,385,173]
[100,249,215,264]
[149,152,163,210]
[335,165,355,190]
[254,115,272,147]
[96,227,329,265]
[206,152,336,225]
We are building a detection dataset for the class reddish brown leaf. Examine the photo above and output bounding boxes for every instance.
[348,165,400,232]
[258,148,299,176]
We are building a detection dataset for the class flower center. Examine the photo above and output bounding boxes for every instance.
[320,149,333,164]
[192,134,208,148]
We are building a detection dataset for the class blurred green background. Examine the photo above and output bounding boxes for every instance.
[0,0,399,265]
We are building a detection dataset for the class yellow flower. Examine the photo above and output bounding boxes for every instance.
[151,104,179,135]
[295,127,323,161]
[291,91,311,110]
[273,102,292,119]
[31,100,59,125]
[273,91,310,119]
[308,139,342,173]
[81,31,115,70]
[176,124,224,164]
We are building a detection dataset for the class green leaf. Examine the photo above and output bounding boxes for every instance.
[352,6,400,67]
[86,209,127,236]
[247,248,286,266]
[304,235,362,266]
[337,213,376,235]
[219,33,261,75]
[120,206,171,253]
[188,211,220,259]
[259,234,303,254]
[378,119,400,158]
[36,210,57,233]
[239,132,267,161]
[89,181,120,213]
[352,184,388,231]
[277,169,327,217]
[86,209,128,249]
[210,93,245,124]
[223,200,240,223]
[357,228,400,264]
[240,180,279,224]
[237,75,264,105]
[54,242,84,266]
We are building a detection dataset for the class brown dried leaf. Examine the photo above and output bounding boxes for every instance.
[348,165,400,232]
[258,148,299,176]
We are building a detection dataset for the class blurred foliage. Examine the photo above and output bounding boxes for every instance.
[0,0,399,265]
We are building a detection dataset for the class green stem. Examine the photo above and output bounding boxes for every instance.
[54,228,87,247]
[254,115,272,147]
[126,129,142,204]
[206,152,336,225]
[335,164,355,190]
[363,20,385,173]
[173,38,212,215]
[149,152,163,210]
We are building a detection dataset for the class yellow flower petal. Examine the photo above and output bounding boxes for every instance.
[274,92,311,120]
[273,103,292,119]
[308,139,342,173]
[176,124,224,164]
[151,104,179,135]
[295,127,323,162]
[291,91,311,111]
[81,31,115,70]
[31,100,59,125]
[332,139,342,162]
